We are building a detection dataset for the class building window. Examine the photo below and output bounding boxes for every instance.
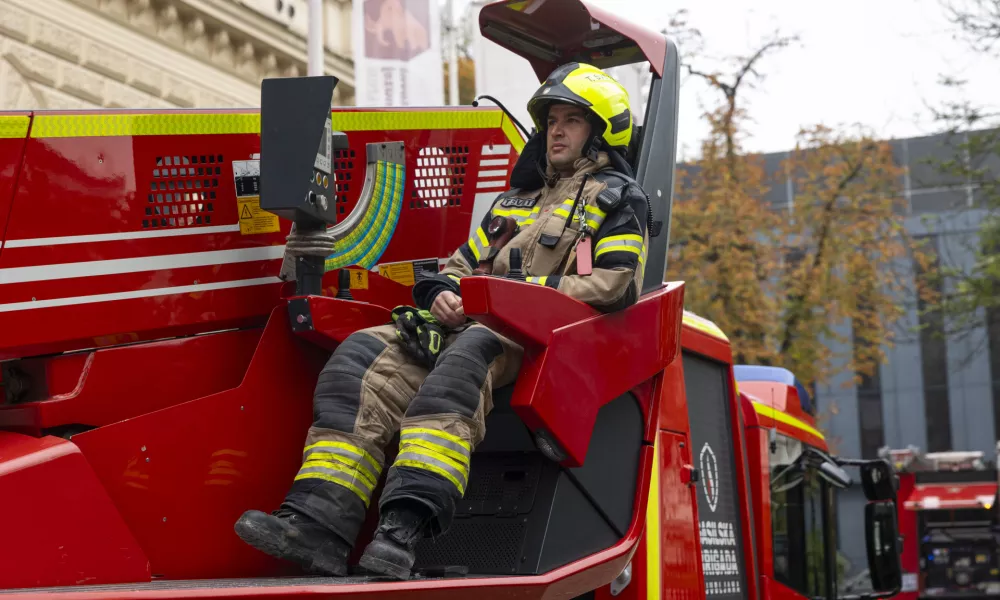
[854,310,885,459]
[916,236,952,451]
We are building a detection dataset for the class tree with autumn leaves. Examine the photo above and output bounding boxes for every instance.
[668,33,935,393]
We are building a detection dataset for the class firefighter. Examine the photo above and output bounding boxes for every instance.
[234,62,652,580]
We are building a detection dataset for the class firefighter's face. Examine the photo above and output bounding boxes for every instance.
[546,104,591,171]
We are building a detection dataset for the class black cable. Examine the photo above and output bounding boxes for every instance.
[472,95,531,138]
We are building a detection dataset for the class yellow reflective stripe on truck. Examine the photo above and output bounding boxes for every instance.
[646,437,661,599]
[29,109,512,138]
[751,401,825,441]
[0,115,30,139]
[681,310,729,341]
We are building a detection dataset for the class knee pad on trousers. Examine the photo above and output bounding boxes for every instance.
[406,327,504,419]
[314,332,386,432]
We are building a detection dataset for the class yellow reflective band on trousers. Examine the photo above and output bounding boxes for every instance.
[467,227,488,261]
[395,428,471,495]
[595,234,644,259]
[295,440,383,505]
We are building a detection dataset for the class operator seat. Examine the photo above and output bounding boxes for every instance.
[410,116,671,574]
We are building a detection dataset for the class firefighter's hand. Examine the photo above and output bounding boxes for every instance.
[431,291,465,329]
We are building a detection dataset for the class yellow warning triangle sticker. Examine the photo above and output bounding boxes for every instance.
[240,205,253,220]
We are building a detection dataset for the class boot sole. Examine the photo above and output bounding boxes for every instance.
[235,513,348,577]
[358,541,413,581]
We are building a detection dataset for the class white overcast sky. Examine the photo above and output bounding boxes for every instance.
[452,0,1000,158]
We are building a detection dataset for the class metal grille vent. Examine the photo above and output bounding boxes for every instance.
[412,146,468,209]
[458,455,540,516]
[143,155,220,229]
[414,520,527,574]
[334,148,356,216]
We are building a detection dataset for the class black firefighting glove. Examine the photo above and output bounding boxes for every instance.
[391,306,445,369]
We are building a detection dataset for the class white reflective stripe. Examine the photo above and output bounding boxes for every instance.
[400,431,472,462]
[478,169,507,178]
[476,180,506,189]
[5,225,241,248]
[0,277,281,313]
[298,462,375,492]
[479,158,509,167]
[481,144,511,155]
[0,245,285,285]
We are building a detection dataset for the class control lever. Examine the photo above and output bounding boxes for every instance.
[507,247,526,281]
[335,269,354,300]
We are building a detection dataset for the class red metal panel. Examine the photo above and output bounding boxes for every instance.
[0,109,515,361]
[463,280,683,466]
[461,276,599,349]
[904,482,997,510]
[761,575,811,600]
[725,361,762,600]
[0,431,150,589]
[0,329,261,435]
[897,472,920,600]
[744,393,826,451]
[681,326,734,364]
[0,282,281,362]
[0,112,31,261]
[745,428,774,580]
[738,381,822,445]
[658,355,689,435]
[479,0,667,80]
[291,295,392,350]
[659,430,704,600]
[71,308,328,580]
[4,441,654,599]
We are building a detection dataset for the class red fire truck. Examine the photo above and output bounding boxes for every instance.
[0,0,902,598]
[882,446,1000,600]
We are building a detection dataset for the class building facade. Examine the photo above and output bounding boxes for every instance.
[0,0,355,112]
[751,129,1000,579]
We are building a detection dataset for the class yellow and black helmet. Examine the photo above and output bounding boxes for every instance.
[526,62,633,156]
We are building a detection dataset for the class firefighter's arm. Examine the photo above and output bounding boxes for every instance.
[527,190,649,313]
[411,207,494,310]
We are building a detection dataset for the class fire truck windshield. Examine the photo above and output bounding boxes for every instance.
[770,432,841,599]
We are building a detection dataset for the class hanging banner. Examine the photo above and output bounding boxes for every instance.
[352,0,444,107]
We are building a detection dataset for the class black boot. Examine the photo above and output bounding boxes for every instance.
[358,501,431,580]
[234,507,351,576]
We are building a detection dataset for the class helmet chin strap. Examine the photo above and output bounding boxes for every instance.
[582,114,606,162]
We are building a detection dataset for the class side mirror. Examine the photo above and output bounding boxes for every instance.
[865,500,903,598]
[818,461,852,489]
[861,459,898,502]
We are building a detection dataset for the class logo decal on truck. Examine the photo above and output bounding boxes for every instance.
[700,442,720,513]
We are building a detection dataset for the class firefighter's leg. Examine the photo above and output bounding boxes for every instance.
[359,324,523,579]
[235,324,428,576]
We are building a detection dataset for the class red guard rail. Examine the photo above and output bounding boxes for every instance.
[461,277,685,466]
[287,277,685,467]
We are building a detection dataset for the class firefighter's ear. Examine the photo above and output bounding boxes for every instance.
[509,132,546,190]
